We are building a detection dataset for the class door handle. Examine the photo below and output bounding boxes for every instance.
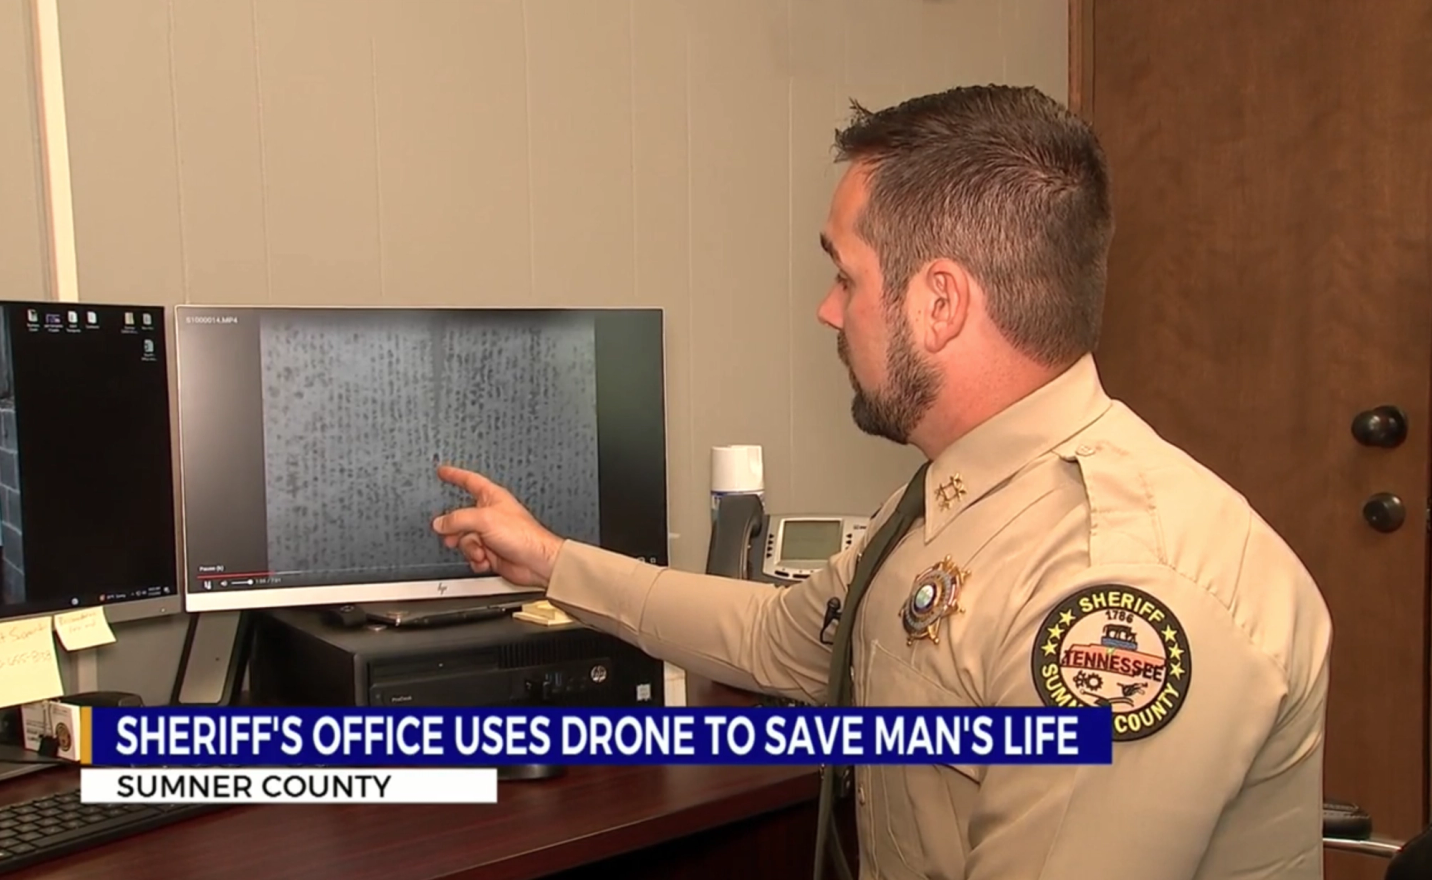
[1351,406,1408,448]
[1362,493,1406,533]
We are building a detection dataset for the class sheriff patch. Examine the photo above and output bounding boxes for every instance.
[1030,585,1191,742]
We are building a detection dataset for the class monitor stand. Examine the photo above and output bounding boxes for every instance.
[308,596,544,632]
[0,745,58,784]
[497,764,566,781]
[170,610,253,707]
[359,596,539,629]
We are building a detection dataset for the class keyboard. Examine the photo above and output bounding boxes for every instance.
[0,787,217,874]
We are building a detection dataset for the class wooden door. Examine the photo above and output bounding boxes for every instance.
[1078,2,1432,877]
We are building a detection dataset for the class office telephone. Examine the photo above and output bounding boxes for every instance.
[705,493,870,585]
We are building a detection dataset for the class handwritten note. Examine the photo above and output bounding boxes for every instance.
[0,616,64,709]
[53,607,117,651]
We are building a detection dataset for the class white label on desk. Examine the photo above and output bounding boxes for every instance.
[80,768,498,804]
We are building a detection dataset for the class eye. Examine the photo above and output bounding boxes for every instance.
[835,273,851,290]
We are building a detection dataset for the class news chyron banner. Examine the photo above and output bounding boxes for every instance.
[75,706,1115,805]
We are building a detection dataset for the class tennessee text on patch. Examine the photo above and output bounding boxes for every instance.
[1029,585,1191,741]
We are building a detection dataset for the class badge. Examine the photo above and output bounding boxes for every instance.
[1030,585,1191,741]
[901,557,968,644]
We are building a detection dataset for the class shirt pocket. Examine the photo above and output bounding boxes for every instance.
[865,640,979,880]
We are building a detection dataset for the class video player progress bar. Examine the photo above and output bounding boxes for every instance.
[196,562,462,581]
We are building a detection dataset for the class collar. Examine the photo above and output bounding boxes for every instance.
[922,354,1112,542]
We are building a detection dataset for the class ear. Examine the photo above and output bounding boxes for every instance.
[914,258,970,353]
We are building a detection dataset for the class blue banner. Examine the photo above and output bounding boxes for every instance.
[86,706,1114,767]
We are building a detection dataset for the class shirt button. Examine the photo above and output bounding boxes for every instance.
[857,786,867,805]
[1076,444,1095,456]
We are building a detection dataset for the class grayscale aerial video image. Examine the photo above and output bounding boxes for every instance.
[256,309,601,583]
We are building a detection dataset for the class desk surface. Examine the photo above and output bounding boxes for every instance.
[2,678,823,880]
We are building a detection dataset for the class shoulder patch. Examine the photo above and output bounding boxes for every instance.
[1030,584,1191,742]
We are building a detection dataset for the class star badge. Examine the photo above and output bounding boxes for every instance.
[901,557,969,645]
[935,474,966,511]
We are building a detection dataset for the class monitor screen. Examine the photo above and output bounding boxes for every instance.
[0,300,178,622]
[779,520,843,563]
[174,306,667,612]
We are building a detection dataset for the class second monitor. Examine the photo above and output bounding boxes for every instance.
[173,306,667,612]
[0,300,177,624]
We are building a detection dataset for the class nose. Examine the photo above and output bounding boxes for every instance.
[816,286,842,330]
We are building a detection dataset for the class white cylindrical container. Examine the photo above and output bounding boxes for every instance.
[710,444,764,519]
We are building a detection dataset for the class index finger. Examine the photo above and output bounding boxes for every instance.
[437,464,500,501]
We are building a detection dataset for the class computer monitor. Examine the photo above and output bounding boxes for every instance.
[0,300,179,623]
[172,305,667,613]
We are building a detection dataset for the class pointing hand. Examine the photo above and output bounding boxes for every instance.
[431,466,564,588]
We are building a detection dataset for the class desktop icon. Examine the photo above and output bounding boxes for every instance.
[143,340,154,355]
[67,311,77,324]
[86,311,98,325]
[26,309,37,323]
[45,314,61,326]
[142,313,153,326]
[124,312,134,325]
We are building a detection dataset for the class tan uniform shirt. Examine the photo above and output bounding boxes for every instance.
[545,354,1332,880]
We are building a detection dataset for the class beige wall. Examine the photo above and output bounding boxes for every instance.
[55,0,1067,572]
[13,0,1066,699]
[0,0,49,299]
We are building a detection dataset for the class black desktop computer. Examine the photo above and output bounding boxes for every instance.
[169,305,671,716]
[248,607,665,710]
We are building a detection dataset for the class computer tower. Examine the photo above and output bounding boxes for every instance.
[248,607,667,710]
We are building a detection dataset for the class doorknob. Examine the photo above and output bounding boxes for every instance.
[1351,405,1408,448]
[1362,493,1406,533]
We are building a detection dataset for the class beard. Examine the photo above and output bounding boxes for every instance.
[837,318,940,445]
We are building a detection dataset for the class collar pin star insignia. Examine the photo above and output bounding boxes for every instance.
[935,474,966,511]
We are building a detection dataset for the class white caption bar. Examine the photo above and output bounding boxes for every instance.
[80,768,498,804]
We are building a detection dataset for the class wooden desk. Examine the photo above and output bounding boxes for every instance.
[1,679,853,880]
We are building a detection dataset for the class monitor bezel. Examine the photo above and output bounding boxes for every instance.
[171,302,668,614]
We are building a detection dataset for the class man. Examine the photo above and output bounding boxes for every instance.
[431,86,1332,880]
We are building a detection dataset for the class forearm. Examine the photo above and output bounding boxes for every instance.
[544,541,835,703]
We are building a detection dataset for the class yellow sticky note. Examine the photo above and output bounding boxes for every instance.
[53,608,117,651]
[0,616,64,710]
[513,601,574,627]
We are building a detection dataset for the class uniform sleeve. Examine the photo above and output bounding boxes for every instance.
[543,538,860,705]
[963,563,1289,880]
